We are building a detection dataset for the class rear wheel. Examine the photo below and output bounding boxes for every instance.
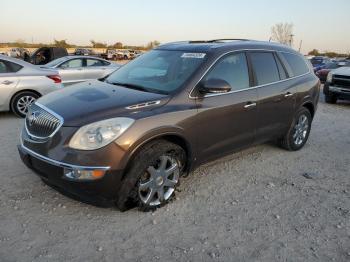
[116,140,186,212]
[325,94,337,104]
[279,107,312,151]
[11,91,39,118]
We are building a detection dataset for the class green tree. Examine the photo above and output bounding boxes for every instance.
[308,49,320,56]
[90,40,107,48]
[146,40,161,50]
[53,39,72,48]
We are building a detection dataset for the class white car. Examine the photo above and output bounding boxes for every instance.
[0,55,63,117]
[42,56,120,86]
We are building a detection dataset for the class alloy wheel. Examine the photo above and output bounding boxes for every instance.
[293,114,309,146]
[138,155,180,206]
[17,95,36,115]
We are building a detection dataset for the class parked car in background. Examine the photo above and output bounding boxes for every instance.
[74,48,94,56]
[134,50,144,58]
[42,56,120,86]
[310,56,331,72]
[29,47,68,65]
[324,65,350,103]
[7,48,30,61]
[316,61,349,83]
[101,49,117,60]
[0,55,62,117]
[18,39,319,211]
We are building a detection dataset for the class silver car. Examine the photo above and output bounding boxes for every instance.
[42,56,120,86]
[0,55,63,117]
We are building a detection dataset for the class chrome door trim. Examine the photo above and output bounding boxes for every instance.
[189,49,311,99]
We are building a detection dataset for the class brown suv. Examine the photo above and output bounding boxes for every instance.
[18,39,320,211]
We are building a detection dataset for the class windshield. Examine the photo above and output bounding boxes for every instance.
[105,50,206,94]
[45,57,68,67]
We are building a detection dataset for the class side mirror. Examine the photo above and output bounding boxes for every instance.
[198,78,232,94]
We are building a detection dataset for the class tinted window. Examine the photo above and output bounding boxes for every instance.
[282,53,309,76]
[0,60,22,73]
[250,52,280,85]
[60,59,83,68]
[204,53,249,91]
[275,56,288,80]
[86,59,108,67]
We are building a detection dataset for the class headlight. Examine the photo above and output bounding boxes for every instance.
[327,72,333,83]
[69,117,134,150]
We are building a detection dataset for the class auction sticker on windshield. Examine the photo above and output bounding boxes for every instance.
[181,53,206,59]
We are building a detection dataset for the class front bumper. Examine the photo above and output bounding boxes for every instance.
[18,144,123,206]
[324,83,350,100]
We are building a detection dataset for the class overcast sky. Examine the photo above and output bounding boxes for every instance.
[1,0,349,54]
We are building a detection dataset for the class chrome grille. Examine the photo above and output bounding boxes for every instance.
[333,75,350,89]
[25,103,63,139]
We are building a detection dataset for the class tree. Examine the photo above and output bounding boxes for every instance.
[90,40,107,48]
[271,23,294,46]
[146,40,161,50]
[308,49,320,56]
[111,42,123,49]
[53,39,72,48]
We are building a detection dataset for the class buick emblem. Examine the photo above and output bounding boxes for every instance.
[28,111,41,126]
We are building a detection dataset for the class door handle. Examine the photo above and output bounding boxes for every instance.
[2,80,13,85]
[244,102,257,109]
[284,92,293,98]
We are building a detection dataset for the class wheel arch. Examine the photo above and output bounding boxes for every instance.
[121,132,193,180]
[301,101,315,118]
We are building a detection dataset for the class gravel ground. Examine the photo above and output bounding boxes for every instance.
[0,93,349,262]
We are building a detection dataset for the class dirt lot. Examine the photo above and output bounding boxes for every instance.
[0,93,349,262]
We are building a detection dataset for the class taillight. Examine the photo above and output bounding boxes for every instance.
[47,75,62,83]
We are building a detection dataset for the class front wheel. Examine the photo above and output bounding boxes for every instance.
[116,140,186,211]
[325,94,337,104]
[279,107,312,151]
[11,91,39,118]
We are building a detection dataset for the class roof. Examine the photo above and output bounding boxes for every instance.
[156,39,298,54]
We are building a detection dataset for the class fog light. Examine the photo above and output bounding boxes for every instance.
[64,169,106,180]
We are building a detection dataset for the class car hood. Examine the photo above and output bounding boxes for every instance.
[331,66,350,76]
[37,80,170,127]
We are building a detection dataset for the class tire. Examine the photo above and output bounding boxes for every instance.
[279,107,312,151]
[116,140,186,212]
[124,55,128,60]
[325,94,337,104]
[10,91,39,118]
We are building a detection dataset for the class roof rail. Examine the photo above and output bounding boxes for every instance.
[189,39,251,44]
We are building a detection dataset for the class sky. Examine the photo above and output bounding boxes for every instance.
[1,0,349,54]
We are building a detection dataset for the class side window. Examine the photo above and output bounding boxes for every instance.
[60,59,83,69]
[0,60,22,73]
[280,52,309,77]
[0,61,7,73]
[275,55,288,80]
[249,52,280,85]
[86,59,106,67]
[204,53,249,91]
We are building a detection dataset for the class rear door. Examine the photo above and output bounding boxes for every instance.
[248,51,296,143]
[0,59,20,109]
[84,58,111,80]
[57,58,85,85]
[193,52,258,162]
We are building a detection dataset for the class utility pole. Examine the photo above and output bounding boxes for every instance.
[298,40,303,52]
[289,34,294,47]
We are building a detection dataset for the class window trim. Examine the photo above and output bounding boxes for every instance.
[189,49,311,99]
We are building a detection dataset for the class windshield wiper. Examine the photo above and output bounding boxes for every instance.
[108,81,168,95]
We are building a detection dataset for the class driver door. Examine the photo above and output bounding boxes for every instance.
[192,52,258,163]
